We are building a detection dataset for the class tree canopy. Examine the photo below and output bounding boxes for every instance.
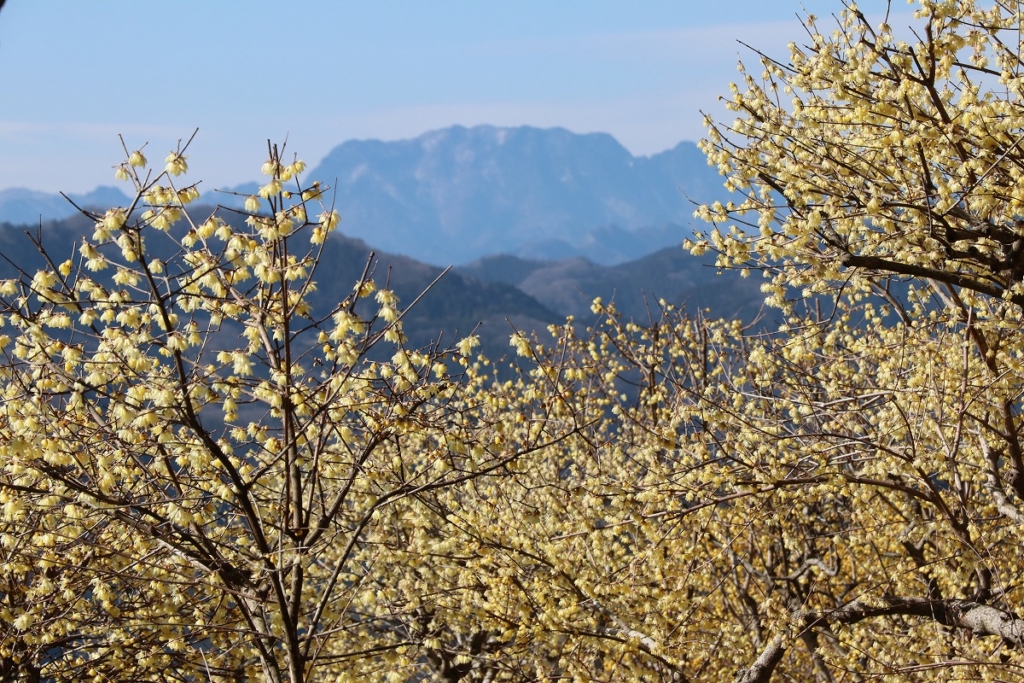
[5,1,1024,682]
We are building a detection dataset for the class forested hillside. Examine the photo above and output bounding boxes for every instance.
[0,208,763,360]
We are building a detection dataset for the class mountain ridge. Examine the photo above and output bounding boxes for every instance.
[0,125,729,266]
[305,125,727,264]
[0,207,764,360]
[0,185,132,225]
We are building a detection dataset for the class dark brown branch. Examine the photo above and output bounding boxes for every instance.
[733,596,1024,683]
[842,254,1023,307]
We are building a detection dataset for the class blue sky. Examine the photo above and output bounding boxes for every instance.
[0,0,900,193]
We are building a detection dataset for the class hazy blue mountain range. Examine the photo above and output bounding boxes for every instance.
[0,208,763,361]
[298,125,728,265]
[0,185,131,225]
[457,249,766,324]
[1,126,730,266]
[0,209,556,356]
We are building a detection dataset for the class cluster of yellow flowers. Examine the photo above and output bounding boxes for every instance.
[3,3,1024,680]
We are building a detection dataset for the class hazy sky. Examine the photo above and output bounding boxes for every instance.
[0,0,901,193]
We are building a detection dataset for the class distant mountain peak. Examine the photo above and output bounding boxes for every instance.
[2,125,731,266]
[306,124,730,265]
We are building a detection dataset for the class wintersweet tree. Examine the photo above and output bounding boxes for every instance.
[11,1,1024,680]
[370,309,755,682]
[0,139,575,683]
[367,291,1024,682]
[316,1,1024,680]
[681,0,1024,680]
[694,0,1024,311]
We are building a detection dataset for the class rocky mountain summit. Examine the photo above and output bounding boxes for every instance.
[1,126,730,266]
